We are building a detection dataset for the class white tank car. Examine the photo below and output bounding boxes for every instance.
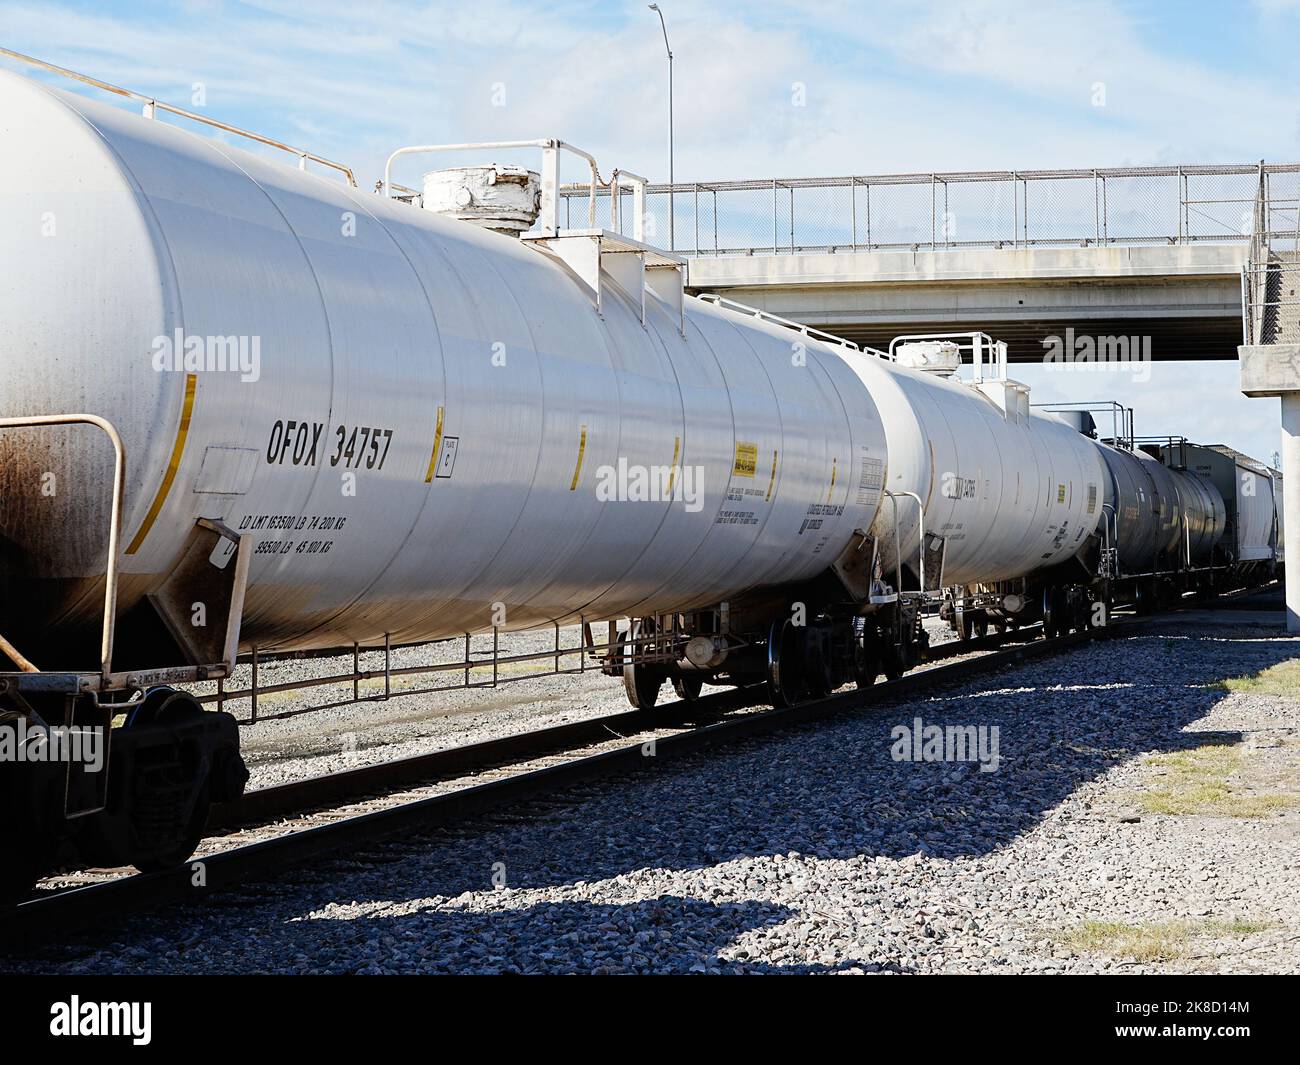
[842,348,1106,589]
[0,70,889,658]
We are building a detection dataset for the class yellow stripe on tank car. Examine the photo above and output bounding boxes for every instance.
[125,373,198,555]
[827,456,838,503]
[423,405,445,483]
[569,425,588,490]
[666,435,681,496]
[765,449,779,502]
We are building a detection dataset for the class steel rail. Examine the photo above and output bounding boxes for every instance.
[208,620,1040,830]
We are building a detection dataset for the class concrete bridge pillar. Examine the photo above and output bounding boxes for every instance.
[1240,344,1300,632]
[1283,394,1300,632]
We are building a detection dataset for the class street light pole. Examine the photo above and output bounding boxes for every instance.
[648,3,673,249]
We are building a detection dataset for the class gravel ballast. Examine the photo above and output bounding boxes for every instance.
[5,610,1296,975]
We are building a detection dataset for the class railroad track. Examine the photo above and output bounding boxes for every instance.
[212,619,1042,830]
[0,593,1268,951]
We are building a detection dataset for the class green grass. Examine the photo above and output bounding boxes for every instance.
[1216,659,1300,698]
[1140,745,1295,818]
[1059,918,1275,962]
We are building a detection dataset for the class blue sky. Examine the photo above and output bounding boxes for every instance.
[2,0,1296,462]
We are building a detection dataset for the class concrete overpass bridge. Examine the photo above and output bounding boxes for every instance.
[566,163,1300,361]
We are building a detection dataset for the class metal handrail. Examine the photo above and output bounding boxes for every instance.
[696,293,865,351]
[887,331,1005,382]
[885,489,934,599]
[569,161,1300,257]
[603,162,1300,195]
[0,414,126,680]
[0,47,357,186]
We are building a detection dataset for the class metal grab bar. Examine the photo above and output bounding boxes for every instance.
[0,414,126,680]
[607,169,649,243]
[886,489,932,596]
[0,47,357,187]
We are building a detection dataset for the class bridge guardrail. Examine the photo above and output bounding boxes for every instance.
[563,163,1300,258]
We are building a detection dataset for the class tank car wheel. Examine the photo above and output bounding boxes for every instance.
[126,691,213,873]
[954,604,972,641]
[672,674,704,702]
[881,642,905,681]
[621,625,663,711]
[805,629,834,699]
[767,617,807,707]
[1041,587,1058,639]
[1134,581,1153,616]
[133,780,211,874]
[854,627,880,689]
[971,614,989,639]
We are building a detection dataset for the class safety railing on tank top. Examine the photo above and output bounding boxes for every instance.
[0,47,358,187]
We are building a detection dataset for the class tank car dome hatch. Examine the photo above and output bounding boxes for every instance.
[422,165,541,234]
[1056,410,1098,438]
[893,340,962,376]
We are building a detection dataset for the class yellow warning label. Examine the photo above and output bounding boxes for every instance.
[733,440,758,478]
[1056,484,1067,504]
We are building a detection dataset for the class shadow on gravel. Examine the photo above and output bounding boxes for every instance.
[30,625,1279,976]
[204,894,865,975]
[351,628,1298,890]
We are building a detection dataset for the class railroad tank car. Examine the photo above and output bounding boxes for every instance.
[993,418,1260,631]
[1094,443,1224,574]
[1166,460,1225,565]
[0,68,888,667]
[845,350,1105,591]
[1095,442,1166,573]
